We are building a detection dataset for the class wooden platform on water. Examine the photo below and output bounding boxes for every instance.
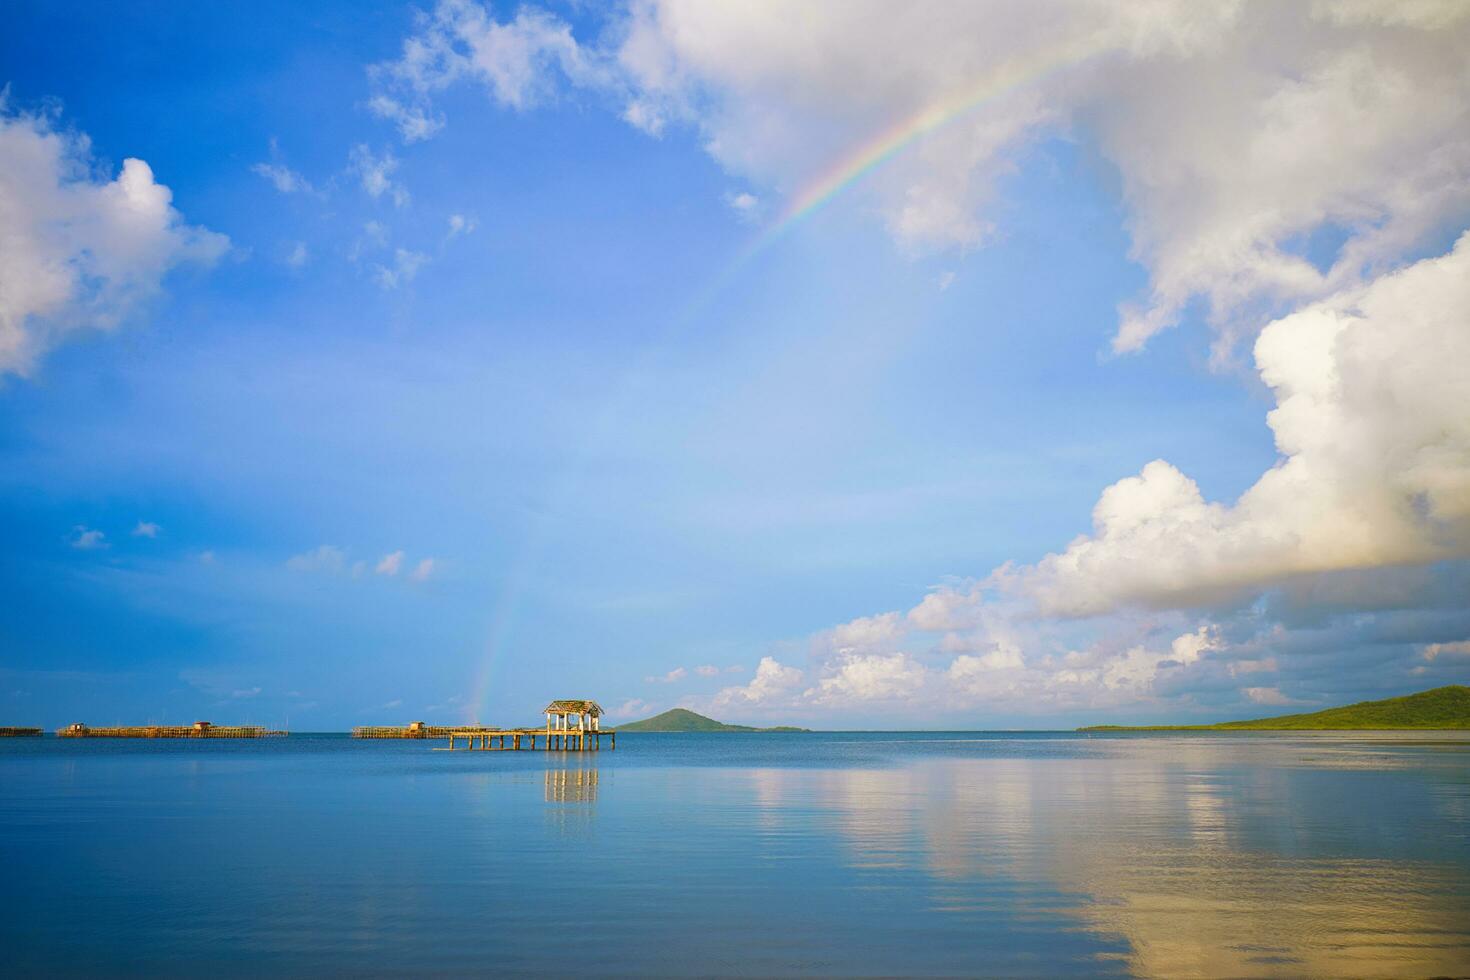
[0,727,41,737]
[57,723,286,738]
[352,724,501,739]
[437,728,616,752]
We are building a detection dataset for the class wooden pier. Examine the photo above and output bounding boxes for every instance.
[438,699,614,752]
[57,721,287,738]
[439,727,615,751]
[0,727,41,737]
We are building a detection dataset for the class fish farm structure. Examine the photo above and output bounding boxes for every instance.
[352,721,501,738]
[0,727,42,737]
[57,721,287,738]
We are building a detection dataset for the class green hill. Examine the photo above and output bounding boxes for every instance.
[616,708,807,733]
[1080,685,1470,731]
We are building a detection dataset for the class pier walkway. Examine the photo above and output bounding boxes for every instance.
[438,727,615,751]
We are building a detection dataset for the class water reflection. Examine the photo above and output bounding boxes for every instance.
[545,767,599,803]
[746,737,1470,978]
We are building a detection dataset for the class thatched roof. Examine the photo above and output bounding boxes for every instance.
[544,699,603,715]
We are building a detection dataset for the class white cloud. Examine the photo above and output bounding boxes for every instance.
[286,544,346,573]
[1242,686,1293,706]
[819,611,905,656]
[285,242,309,268]
[1424,641,1470,661]
[381,3,1470,357]
[725,190,759,220]
[645,666,687,684]
[371,3,1470,719]
[948,643,1024,679]
[366,94,445,144]
[381,698,403,710]
[694,665,720,677]
[251,162,312,194]
[447,213,477,237]
[1228,658,1278,677]
[0,106,228,376]
[348,144,408,206]
[369,0,600,141]
[806,652,927,704]
[373,248,429,289]
[610,2,1470,355]
[1021,235,1470,617]
[410,557,435,581]
[198,549,216,564]
[131,520,160,538]
[376,550,404,576]
[615,697,652,717]
[712,656,804,707]
[230,686,262,699]
[352,221,390,262]
[69,525,106,550]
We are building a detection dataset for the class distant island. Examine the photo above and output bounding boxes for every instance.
[1080,685,1470,731]
[617,708,809,733]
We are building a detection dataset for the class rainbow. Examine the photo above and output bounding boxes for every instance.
[462,37,1107,718]
[739,33,1111,262]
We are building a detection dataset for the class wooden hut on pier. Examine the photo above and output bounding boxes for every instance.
[546,699,601,732]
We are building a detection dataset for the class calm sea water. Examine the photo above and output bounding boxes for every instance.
[2,731,1468,977]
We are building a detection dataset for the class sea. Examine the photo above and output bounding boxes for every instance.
[2,731,1467,977]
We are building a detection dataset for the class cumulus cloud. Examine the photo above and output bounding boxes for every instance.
[410,557,435,581]
[376,550,404,576]
[285,242,309,268]
[0,105,228,375]
[712,656,804,707]
[1242,686,1293,706]
[370,3,1470,718]
[378,2,1470,356]
[369,0,600,141]
[348,144,408,206]
[131,520,160,538]
[69,525,106,550]
[805,652,927,705]
[373,248,429,289]
[725,190,759,221]
[251,162,312,194]
[645,666,687,684]
[816,234,1470,713]
[286,544,346,573]
[1424,641,1470,661]
[615,697,652,717]
[447,213,477,237]
[818,611,906,657]
[694,664,720,677]
[348,220,390,264]
[1021,234,1470,617]
[612,1,1470,355]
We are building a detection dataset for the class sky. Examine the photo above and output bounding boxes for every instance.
[2,0,1468,730]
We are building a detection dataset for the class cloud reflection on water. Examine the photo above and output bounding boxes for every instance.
[744,736,1470,978]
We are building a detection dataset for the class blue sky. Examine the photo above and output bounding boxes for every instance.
[3,1,1469,729]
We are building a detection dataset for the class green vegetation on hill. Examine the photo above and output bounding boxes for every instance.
[617,708,808,733]
[1079,685,1470,731]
